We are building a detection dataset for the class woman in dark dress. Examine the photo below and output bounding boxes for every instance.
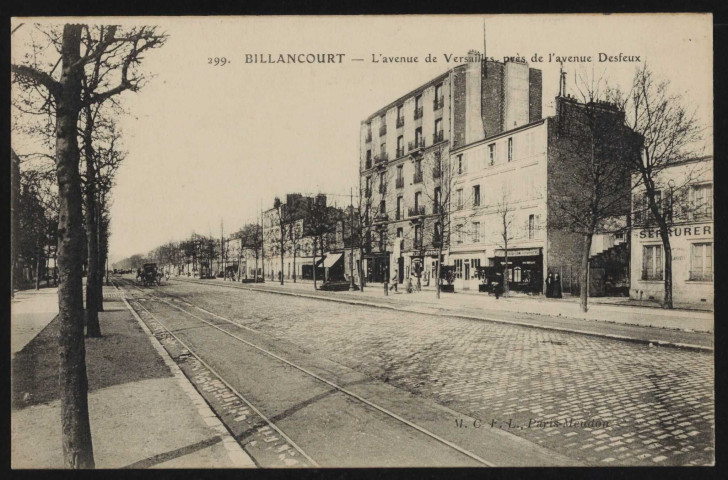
[545,273,554,298]
[553,273,563,298]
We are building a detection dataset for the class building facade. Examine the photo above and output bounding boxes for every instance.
[359,53,543,287]
[630,156,713,305]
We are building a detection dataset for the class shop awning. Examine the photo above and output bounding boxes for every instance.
[323,253,343,268]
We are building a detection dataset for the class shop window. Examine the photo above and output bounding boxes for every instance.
[454,259,463,279]
[642,245,663,280]
[690,242,713,281]
[514,267,522,283]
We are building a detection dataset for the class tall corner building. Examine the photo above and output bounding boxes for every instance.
[358,52,636,295]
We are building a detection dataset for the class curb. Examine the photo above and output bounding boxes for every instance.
[122,297,256,468]
[176,278,713,353]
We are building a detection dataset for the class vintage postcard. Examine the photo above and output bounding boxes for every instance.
[10,14,713,468]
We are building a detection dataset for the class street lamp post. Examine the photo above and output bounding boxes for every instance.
[349,188,356,291]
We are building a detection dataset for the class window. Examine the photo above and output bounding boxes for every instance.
[692,184,713,220]
[507,137,513,162]
[642,245,663,280]
[414,225,422,247]
[397,105,403,120]
[473,185,480,206]
[471,258,481,280]
[415,95,421,110]
[397,165,403,181]
[434,222,442,243]
[379,231,386,251]
[456,224,463,244]
[454,258,462,278]
[397,227,403,238]
[434,187,441,212]
[415,127,423,147]
[472,222,480,243]
[380,200,386,214]
[488,143,496,166]
[434,118,443,142]
[457,154,464,174]
[365,176,372,197]
[380,142,386,155]
[435,83,442,100]
[397,196,403,220]
[690,243,713,281]
[456,189,463,210]
[528,214,535,239]
[397,135,404,157]
[414,191,422,213]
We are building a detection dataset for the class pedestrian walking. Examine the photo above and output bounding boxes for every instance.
[389,268,398,292]
[545,273,554,298]
[553,273,563,298]
[493,281,502,299]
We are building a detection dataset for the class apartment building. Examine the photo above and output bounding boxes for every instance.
[359,53,542,286]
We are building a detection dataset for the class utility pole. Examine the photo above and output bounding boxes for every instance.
[349,188,355,291]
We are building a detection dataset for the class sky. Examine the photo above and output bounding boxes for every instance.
[11,14,713,263]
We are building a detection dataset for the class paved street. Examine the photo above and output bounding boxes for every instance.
[127,278,713,466]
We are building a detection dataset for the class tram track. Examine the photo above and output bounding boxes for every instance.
[115,277,496,467]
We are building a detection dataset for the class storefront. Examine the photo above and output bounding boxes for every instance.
[363,253,389,283]
[490,247,543,294]
[631,223,713,305]
[449,252,487,291]
[408,249,442,288]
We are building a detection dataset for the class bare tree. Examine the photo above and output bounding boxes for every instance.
[303,196,337,290]
[548,80,638,312]
[492,187,517,296]
[11,23,166,468]
[615,64,704,309]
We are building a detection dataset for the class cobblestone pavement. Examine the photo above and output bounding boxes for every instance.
[162,282,714,466]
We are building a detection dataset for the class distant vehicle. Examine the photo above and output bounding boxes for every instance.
[140,263,162,286]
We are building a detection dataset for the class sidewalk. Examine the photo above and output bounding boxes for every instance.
[196,277,713,350]
[11,285,254,469]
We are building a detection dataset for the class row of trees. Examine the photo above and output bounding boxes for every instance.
[12,23,166,468]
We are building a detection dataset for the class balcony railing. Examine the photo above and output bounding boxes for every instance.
[408,205,426,217]
[396,116,405,128]
[432,130,444,144]
[641,270,663,281]
[413,170,423,184]
[434,96,445,110]
[396,177,404,189]
[379,124,387,136]
[689,270,713,281]
[374,212,389,223]
[408,138,426,152]
[365,131,372,142]
[374,152,389,164]
[414,106,423,120]
[396,147,405,158]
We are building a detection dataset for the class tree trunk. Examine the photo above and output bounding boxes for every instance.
[35,250,43,290]
[84,140,101,337]
[436,245,442,299]
[56,23,95,469]
[659,226,674,309]
[580,232,594,313]
[280,241,285,285]
[293,246,297,283]
[312,242,318,290]
[503,245,509,297]
[11,149,21,297]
